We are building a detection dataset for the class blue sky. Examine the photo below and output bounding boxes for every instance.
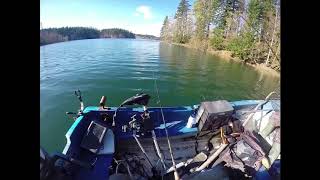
[41,0,195,36]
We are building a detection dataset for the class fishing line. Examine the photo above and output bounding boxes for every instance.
[152,71,180,180]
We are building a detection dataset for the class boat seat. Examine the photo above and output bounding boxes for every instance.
[97,129,115,155]
[80,121,107,154]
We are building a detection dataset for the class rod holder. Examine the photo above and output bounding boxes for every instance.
[99,96,106,108]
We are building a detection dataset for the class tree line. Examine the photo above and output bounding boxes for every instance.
[40,27,136,45]
[135,34,160,40]
[101,28,135,38]
[160,0,280,71]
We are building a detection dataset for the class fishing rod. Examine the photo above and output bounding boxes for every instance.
[152,72,180,180]
[65,90,84,120]
[132,129,154,170]
[117,93,166,177]
[74,90,84,114]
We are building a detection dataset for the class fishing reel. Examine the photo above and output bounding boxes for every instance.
[122,110,154,136]
[122,114,141,133]
[119,93,154,135]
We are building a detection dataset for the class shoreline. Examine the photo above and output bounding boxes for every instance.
[170,42,280,77]
[40,37,160,46]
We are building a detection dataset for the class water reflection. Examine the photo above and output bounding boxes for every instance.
[159,42,279,101]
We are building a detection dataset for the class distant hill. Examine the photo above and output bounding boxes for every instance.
[40,27,158,46]
[101,28,135,38]
[40,27,101,45]
[135,34,160,40]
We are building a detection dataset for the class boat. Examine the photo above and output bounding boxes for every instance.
[40,91,280,180]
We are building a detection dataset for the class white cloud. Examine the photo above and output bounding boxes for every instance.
[98,21,162,37]
[135,5,153,20]
[126,22,162,37]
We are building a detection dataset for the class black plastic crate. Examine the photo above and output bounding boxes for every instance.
[196,100,234,132]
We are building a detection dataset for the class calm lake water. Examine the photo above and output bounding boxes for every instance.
[40,39,280,153]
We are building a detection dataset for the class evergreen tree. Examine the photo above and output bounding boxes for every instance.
[173,0,191,43]
[151,0,281,71]
[160,16,170,41]
[194,0,217,40]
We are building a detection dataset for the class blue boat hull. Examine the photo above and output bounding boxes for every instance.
[61,99,278,180]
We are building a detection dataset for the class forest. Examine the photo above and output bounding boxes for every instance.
[160,0,280,71]
[40,27,136,45]
[100,28,135,38]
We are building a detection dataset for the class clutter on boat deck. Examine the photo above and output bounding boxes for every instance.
[40,90,280,180]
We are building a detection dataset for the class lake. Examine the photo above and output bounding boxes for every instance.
[40,39,280,153]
